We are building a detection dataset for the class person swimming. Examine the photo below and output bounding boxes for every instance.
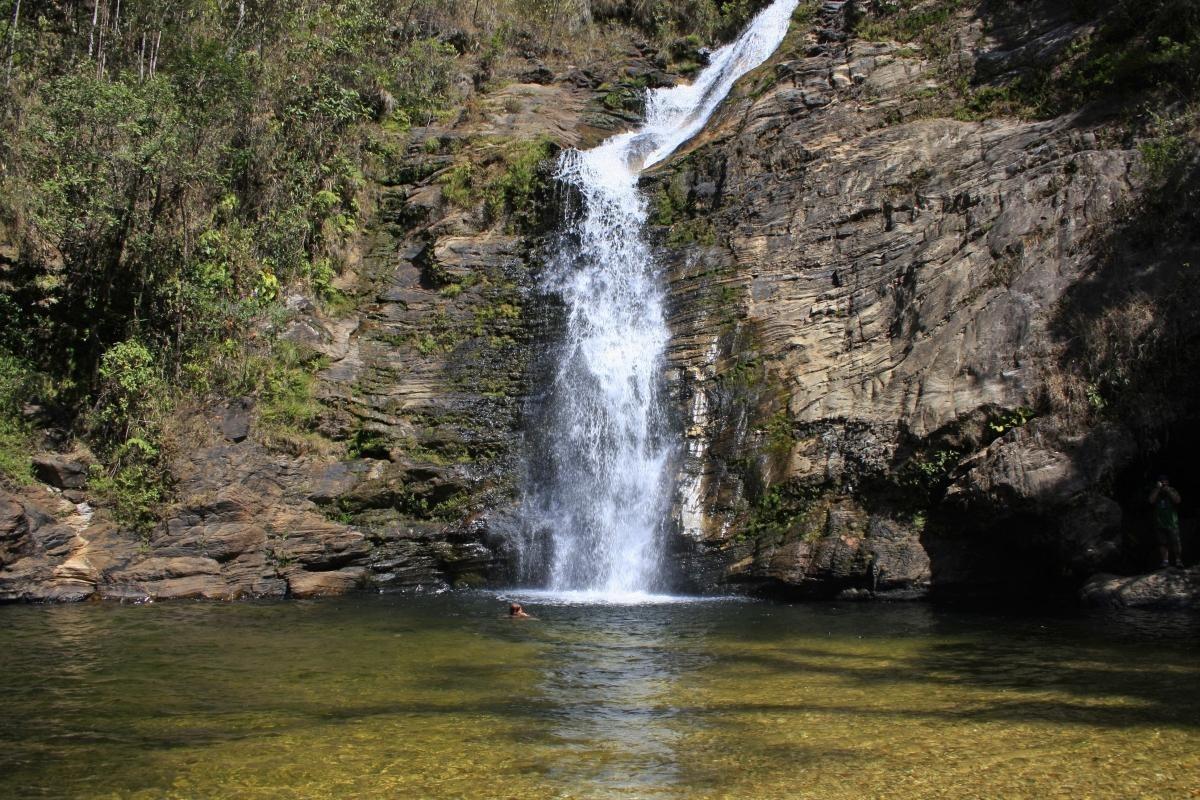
[508,602,532,618]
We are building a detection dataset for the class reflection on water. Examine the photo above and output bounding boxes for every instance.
[534,606,700,794]
[1,595,1198,799]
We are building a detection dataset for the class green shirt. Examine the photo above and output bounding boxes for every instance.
[1154,494,1179,531]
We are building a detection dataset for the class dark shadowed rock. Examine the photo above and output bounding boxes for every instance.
[31,454,90,490]
[1057,494,1123,574]
[519,61,555,85]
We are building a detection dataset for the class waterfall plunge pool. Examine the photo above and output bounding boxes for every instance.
[2,593,1197,799]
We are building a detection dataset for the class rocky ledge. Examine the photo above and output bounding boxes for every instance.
[1082,568,1200,610]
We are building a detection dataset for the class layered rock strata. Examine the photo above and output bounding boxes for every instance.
[652,0,1195,598]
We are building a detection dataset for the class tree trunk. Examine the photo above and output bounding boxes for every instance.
[149,29,160,78]
[5,0,19,86]
[88,0,99,57]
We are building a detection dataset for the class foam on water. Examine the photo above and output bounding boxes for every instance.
[517,0,800,601]
[501,589,740,607]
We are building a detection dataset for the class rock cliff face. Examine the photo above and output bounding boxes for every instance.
[3,0,1197,603]
[0,40,673,601]
[650,0,1199,599]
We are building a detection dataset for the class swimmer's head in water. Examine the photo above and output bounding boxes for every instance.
[509,603,523,616]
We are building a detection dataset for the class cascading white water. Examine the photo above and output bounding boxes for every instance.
[520,0,800,600]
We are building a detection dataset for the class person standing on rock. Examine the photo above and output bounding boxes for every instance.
[1149,475,1183,569]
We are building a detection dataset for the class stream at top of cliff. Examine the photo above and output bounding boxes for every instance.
[2,594,1197,799]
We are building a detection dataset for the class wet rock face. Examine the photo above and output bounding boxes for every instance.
[651,2,1155,597]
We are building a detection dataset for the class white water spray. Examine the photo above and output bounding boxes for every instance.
[520,0,799,600]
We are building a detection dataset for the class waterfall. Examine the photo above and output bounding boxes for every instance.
[519,0,800,600]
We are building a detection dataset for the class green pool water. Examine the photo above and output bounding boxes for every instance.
[1,593,1197,799]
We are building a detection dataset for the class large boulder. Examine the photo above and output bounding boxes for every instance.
[0,487,96,602]
[31,454,91,490]
[726,499,931,598]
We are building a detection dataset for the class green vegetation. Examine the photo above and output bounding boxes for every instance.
[1027,0,1200,116]
[254,344,330,455]
[1139,129,1188,182]
[591,0,780,45]
[0,0,485,519]
[649,167,725,247]
[650,172,693,226]
[439,163,477,208]
[898,446,964,498]
[347,428,391,460]
[763,410,796,458]
[439,136,557,231]
[851,0,967,51]
[668,218,718,247]
[0,353,36,484]
[85,340,170,533]
[484,137,557,229]
[600,82,645,113]
[87,448,166,535]
[987,406,1035,436]
[742,482,829,542]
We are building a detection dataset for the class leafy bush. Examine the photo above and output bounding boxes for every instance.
[439,137,557,230]
[88,442,167,535]
[0,353,35,484]
[87,340,172,530]
[484,137,556,228]
[94,340,164,443]
[253,343,330,455]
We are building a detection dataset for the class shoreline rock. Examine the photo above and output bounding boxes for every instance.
[1082,568,1200,610]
